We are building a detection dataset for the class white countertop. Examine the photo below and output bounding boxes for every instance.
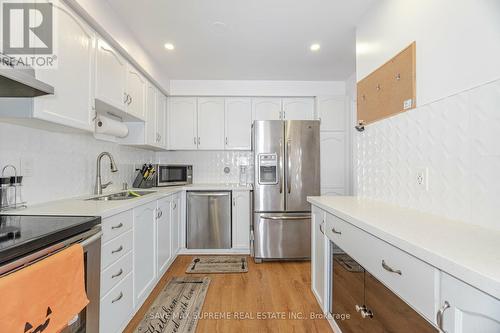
[4,183,252,219]
[307,196,500,300]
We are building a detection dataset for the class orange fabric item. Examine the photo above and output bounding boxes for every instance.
[0,244,89,333]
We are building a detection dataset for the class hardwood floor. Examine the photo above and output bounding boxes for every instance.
[123,255,332,333]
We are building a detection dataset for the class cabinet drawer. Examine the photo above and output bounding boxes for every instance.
[102,210,133,243]
[101,251,133,297]
[325,213,437,321]
[100,273,133,333]
[101,230,133,269]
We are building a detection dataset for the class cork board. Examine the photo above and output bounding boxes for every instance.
[357,42,416,125]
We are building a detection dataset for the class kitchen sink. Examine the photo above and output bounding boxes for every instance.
[86,190,156,201]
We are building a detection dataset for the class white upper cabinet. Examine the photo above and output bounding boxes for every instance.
[225,98,252,150]
[168,97,198,150]
[95,39,127,113]
[32,1,95,132]
[316,96,346,131]
[252,98,282,121]
[197,97,225,150]
[145,83,157,146]
[320,132,346,190]
[156,92,167,148]
[440,273,500,333]
[282,97,315,120]
[125,64,146,120]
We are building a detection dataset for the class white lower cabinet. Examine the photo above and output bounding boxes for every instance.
[171,193,182,254]
[156,197,172,277]
[231,190,251,250]
[440,273,500,333]
[100,273,134,333]
[133,201,157,307]
[311,206,328,312]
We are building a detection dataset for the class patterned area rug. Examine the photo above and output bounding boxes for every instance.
[186,256,248,274]
[134,277,210,333]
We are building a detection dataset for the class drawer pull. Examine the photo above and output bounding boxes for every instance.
[111,269,123,279]
[111,245,123,254]
[319,221,325,235]
[436,301,450,332]
[331,227,342,235]
[382,260,402,275]
[111,292,123,303]
[111,223,123,230]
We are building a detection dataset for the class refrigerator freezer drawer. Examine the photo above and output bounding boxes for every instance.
[187,191,232,249]
[253,212,311,259]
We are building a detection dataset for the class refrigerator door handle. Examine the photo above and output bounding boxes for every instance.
[279,138,283,194]
[261,215,311,220]
[287,139,292,194]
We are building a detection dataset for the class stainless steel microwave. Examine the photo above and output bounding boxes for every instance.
[154,164,193,187]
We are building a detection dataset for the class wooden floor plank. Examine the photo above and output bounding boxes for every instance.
[123,255,332,333]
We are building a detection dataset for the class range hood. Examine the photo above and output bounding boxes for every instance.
[0,54,54,97]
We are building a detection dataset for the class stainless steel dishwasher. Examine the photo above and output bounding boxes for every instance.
[187,191,231,249]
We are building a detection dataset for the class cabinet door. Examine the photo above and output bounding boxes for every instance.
[252,97,282,120]
[320,132,346,190]
[316,96,346,131]
[145,83,157,145]
[282,97,314,120]
[171,194,181,255]
[225,98,252,150]
[197,97,225,150]
[232,191,250,249]
[34,2,95,132]
[126,64,146,120]
[133,201,157,307]
[311,207,326,310]
[440,273,500,333]
[156,92,167,148]
[168,97,198,150]
[95,39,127,111]
[156,198,171,277]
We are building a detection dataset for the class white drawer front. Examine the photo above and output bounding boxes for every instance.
[101,230,133,270]
[100,273,133,333]
[102,210,133,243]
[101,251,133,297]
[325,213,437,321]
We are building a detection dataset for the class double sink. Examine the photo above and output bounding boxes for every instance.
[86,190,156,201]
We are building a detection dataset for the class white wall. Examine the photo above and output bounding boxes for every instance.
[356,0,500,106]
[0,123,155,205]
[170,80,345,96]
[66,0,170,92]
[157,151,253,184]
[355,0,500,231]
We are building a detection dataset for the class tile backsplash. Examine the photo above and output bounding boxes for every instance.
[355,78,500,231]
[0,123,155,205]
[157,151,254,184]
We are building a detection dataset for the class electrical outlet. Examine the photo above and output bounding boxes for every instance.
[416,168,428,191]
[20,158,34,177]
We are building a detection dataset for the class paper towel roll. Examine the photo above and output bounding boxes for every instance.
[95,115,129,138]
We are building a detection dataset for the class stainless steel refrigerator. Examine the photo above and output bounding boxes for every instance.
[252,120,320,262]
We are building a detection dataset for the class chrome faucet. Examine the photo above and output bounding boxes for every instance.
[95,152,118,195]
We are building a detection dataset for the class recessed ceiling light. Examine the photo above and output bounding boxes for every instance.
[310,43,321,52]
[164,43,175,50]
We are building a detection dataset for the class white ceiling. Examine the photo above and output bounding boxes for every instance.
[106,0,377,81]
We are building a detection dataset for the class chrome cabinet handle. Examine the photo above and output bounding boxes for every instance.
[225,137,228,145]
[111,292,123,303]
[436,301,450,332]
[159,209,162,218]
[287,139,292,194]
[319,221,325,234]
[111,245,123,254]
[111,269,123,279]
[128,95,133,105]
[331,227,342,235]
[194,137,197,145]
[382,260,402,275]
[111,223,123,230]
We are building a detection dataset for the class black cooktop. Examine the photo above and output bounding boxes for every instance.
[0,215,100,265]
